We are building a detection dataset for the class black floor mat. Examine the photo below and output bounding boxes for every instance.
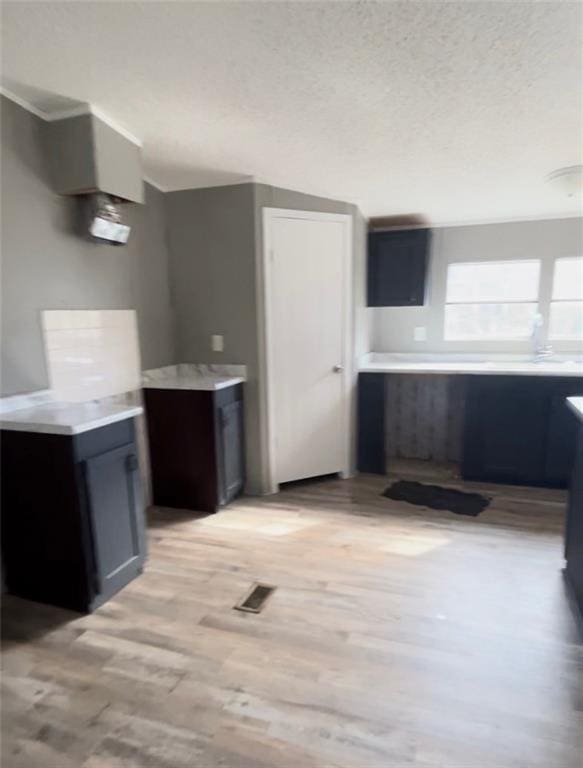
[383,480,491,517]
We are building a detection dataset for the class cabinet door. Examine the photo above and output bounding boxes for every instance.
[144,388,218,513]
[84,443,145,602]
[544,382,583,486]
[565,426,583,612]
[367,229,429,307]
[217,400,245,504]
[462,377,548,485]
[357,373,386,474]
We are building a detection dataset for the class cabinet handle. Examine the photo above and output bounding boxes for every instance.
[125,454,139,473]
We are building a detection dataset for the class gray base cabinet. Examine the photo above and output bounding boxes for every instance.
[565,424,583,618]
[1,418,146,613]
[357,372,583,488]
[144,383,245,513]
[83,441,144,602]
[216,398,245,505]
[357,373,387,473]
[462,376,583,488]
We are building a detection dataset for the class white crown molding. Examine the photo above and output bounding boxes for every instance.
[41,103,91,122]
[1,87,142,147]
[367,211,582,229]
[164,175,256,194]
[143,176,167,193]
[427,211,583,229]
[0,86,47,120]
[50,105,143,148]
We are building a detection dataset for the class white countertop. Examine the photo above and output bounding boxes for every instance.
[142,363,246,392]
[143,374,245,391]
[359,353,583,378]
[567,397,583,423]
[0,400,143,435]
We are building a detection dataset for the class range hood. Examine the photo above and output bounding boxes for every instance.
[47,110,144,204]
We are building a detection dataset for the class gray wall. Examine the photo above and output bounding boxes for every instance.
[165,183,263,492]
[166,182,368,494]
[352,210,370,362]
[372,217,583,354]
[1,96,175,396]
[165,184,258,367]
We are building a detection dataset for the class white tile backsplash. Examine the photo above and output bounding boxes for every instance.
[42,310,141,402]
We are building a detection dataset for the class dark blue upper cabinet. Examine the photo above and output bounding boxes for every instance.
[367,228,430,307]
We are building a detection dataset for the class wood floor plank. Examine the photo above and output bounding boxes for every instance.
[2,472,582,767]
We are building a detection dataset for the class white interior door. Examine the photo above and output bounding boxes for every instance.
[265,209,351,486]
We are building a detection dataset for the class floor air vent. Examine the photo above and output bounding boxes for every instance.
[234,583,276,613]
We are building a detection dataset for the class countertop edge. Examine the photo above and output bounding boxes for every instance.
[142,377,245,392]
[0,406,143,436]
[359,365,583,378]
[567,397,583,423]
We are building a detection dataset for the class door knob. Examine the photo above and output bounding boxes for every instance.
[333,365,344,373]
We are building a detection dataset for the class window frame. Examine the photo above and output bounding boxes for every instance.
[548,256,583,342]
[443,259,542,342]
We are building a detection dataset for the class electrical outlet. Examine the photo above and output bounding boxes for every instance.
[211,334,224,352]
[414,326,427,342]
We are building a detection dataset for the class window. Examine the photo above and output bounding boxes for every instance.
[549,257,583,340]
[444,260,540,341]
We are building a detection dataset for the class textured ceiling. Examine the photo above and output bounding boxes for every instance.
[1,1,582,222]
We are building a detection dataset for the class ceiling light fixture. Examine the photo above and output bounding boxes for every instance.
[545,165,583,198]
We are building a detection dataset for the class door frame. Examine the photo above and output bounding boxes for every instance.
[261,207,353,493]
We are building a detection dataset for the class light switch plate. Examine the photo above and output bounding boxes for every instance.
[414,326,427,342]
[211,334,224,352]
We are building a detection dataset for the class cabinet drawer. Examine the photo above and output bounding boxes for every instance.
[74,419,135,461]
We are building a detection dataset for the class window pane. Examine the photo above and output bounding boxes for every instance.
[444,303,538,340]
[551,257,583,301]
[549,301,583,340]
[446,261,540,303]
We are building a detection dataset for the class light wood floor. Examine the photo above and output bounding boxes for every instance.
[2,471,583,767]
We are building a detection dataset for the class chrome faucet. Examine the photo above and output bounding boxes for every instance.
[531,313,554,361]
